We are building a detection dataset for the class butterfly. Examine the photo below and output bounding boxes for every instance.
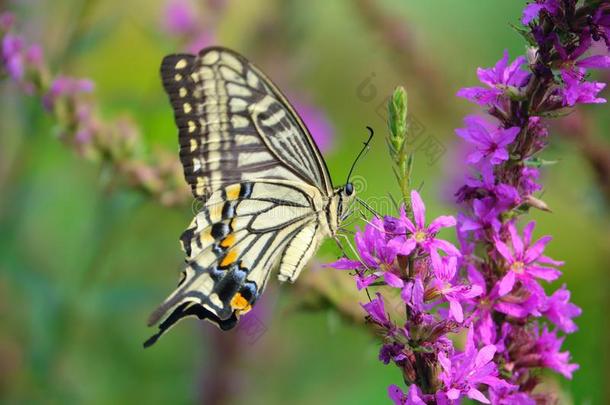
[144,47,370,347]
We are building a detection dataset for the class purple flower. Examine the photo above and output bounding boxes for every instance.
[326,257,362,270]
[592,7,610,49]
[388,385,406,405]
[489,388,536,405]
[0,12,15,31]
[467,266,540,345]
[357,217,397,268]
[1,30,43,89]
[293,99,334,153]
[326,216,404,289]
[43,76,95,111]
[361,293,389,325]
[561,69,607,106]
[163,0,198,36]
[521,0,560,25]
[400,276,425,314]
[387,190,459,272]
[186,29,216,54]
[457,50,531,106]
[438,328,513,404]
[355,273,379,290]
[554,31,610,72]
[519,166,542,195]
[535,327,579,379]
[379,343,406,365]
[540,285,581,333]
[456,116,520,165]
[25,43,43,68]
[388,384,426,405]
[2,33,24,80]
[428,256,482,323]
[494,221,562,296]
[458,198,502,237]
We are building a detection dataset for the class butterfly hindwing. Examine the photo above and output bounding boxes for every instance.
[145,180,325,347]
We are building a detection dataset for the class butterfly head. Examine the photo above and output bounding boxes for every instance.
[336,182,357,222]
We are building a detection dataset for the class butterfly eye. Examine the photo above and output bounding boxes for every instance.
[344,183,354,196]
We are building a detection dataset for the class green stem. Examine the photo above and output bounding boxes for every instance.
[387,86,412,209]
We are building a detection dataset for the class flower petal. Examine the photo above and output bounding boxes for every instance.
[508,222,524,257]
[430,238,461,257]
[384,272,405,288]
[577,55,610,69]
[388,237,416,256]
[528,265,561,281]
[524,236,552,263]
[467,388,490,404]
[326,257,362,270]
[475,345,496,368]
[388,385,405,405]
[438,350,452,374]
[494,238,514,262]
[428,215,457,233]
[498,271,516,296]
[361,293,388,324]
[447,388,461,401]
[449,299,464,323]
[410,190,426,229]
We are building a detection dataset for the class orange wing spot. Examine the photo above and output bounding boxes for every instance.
[230,292,251,312]
[220,249,238,267]
[220,233,236,248]
[226,184,241,200]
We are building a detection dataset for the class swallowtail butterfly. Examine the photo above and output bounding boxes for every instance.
[145,47,362,347]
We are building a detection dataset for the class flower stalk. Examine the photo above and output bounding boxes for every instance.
[330,1,610,403]
[387,86,413,208]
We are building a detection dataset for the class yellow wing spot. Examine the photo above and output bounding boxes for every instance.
[179,87,187,97]
[195,177,206,196]
[209,204,223,222]
[175,59,188,69]
[225,184,241,200]
[190,139,198,152]
[220,233,236,248]
[220,249,238,267]
[230,292,251,312]
[200,229,214,245]
[174,73,183,81]
[188,120,196,133]
[183,103,192,114]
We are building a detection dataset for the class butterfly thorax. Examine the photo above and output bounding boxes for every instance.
[325,182,356,236]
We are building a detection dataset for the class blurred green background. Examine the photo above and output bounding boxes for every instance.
[1,0,609,404]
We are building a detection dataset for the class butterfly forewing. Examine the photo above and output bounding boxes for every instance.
[160,47,332,199]
[147,47,338,347]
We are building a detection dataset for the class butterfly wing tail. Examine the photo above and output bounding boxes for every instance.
[144,264,239,348]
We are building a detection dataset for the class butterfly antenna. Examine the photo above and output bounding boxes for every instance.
[356,197,380,218]
[345,126,374,184]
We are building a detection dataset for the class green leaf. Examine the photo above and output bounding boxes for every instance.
[510,23,537,47]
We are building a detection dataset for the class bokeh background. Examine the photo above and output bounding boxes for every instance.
[1,0,609,404]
